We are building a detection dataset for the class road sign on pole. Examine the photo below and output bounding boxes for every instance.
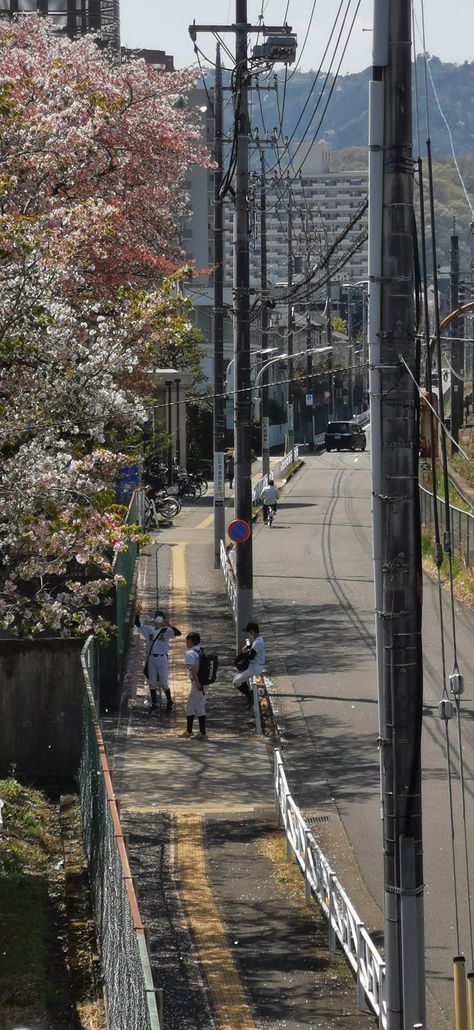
[228,519,251,544]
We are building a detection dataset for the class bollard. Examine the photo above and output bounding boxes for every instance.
[454,955,468,1030]
[467,971,474,1030]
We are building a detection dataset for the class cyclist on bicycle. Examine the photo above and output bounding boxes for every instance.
[260,478,278,525]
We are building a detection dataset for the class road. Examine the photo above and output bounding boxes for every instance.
[251,440,474,1028]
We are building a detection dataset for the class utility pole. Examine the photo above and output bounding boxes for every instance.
[450,226,463,454]
[233,0,253,643]
[260,148,270,478]
[369,1,426,1027]
[326,278,334,419]
[306,310,313,445]
[189,12,296,645]
[347,285,354,415]
[213,45,226,567]
[287,191,294,456]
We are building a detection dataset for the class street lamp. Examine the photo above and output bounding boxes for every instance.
[225,347,277,396]
[255,346,332,465]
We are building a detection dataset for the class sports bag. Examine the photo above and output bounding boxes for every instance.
[233,650,250,672]
[197,648,218,686]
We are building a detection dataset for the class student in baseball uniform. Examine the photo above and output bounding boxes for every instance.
[135,606,181,710]
[233,621,265,707]
[182,632,207,739]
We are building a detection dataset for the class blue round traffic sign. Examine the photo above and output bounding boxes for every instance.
[228,519,251,544]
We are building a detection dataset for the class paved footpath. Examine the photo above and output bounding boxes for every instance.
[103,461,375,1029]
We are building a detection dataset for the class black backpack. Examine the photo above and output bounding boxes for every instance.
[197,647,218,686]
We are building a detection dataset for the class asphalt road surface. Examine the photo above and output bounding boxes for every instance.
[252,438,474,1028]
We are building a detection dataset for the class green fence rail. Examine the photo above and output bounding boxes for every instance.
[80,636,161,1030]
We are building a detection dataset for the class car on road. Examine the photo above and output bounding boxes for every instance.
[325,420,366,452]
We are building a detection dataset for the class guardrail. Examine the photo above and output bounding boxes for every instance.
[420,483,473,567]
[252,446,301,504]
[220,538,236,618]
[274,749,386,1028]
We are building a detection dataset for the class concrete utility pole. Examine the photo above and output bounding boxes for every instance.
[213,45,226,568]
[260,149,270,478]
[369,2,426,1027]
[287,192,294,455]
[450,228,463,454]
[189,12,296,645]
[233,0,253,641]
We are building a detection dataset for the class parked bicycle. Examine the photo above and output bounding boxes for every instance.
[144,487,181,527]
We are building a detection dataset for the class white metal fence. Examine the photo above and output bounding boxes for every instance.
[274,749,386,1028]
[220,538,236,618]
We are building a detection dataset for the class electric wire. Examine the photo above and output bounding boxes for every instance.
[286,0,318,81]
[262,0,362,213]
[258,0,346,185]
[3,358,360,445]
[419,0,474,965]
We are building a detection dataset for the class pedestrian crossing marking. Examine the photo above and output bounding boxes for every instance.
[196,513,214,529]
[176,812,255,1029]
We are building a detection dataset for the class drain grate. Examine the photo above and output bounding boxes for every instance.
[306,814,331,826]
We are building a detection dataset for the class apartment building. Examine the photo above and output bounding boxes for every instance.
[0,0,120,49]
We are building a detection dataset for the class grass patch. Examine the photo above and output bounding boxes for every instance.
[0,776,73,1028]
[451,451,474,491]
[421,529,474,608]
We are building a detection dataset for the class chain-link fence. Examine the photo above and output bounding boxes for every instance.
[80,637,161,1030]
[420,485,474,568]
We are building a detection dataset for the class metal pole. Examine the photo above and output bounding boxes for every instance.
[213,44,226,568]
[326,277,334,418]
[306,311,313,445]
[234,0,253,646]
[450,228,462,454]
[376,2,426,1026]
[175,378,181,466]
[287,191,294,454]
[260,149,270,478]
[347,285,354,415]
[165,380,173,486]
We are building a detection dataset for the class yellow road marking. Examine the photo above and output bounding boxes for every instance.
[196,513,214,530]
[176,812,255,1029]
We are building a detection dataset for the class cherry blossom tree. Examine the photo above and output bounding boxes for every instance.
[0,16,210,635]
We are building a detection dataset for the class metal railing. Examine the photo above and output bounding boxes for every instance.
[252,445,301,504]
[220,538,236,618]
[420,484,474,568]
[274,749,386,1028]
[80,637,162,1030]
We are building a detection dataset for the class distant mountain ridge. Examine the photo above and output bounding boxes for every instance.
[218,57,474,157]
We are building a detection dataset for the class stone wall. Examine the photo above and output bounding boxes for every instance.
[0,639,84,780]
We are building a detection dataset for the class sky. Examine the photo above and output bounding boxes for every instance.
[120,1,474,74]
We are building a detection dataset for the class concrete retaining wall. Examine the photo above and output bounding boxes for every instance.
[0,639,84,779]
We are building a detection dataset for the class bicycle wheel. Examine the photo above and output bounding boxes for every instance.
[157,498,181,519]
[197,477,208,495]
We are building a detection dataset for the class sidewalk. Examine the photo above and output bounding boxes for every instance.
[102,496,375,1029]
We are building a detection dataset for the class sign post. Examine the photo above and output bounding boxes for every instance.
[228,519,251,545]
